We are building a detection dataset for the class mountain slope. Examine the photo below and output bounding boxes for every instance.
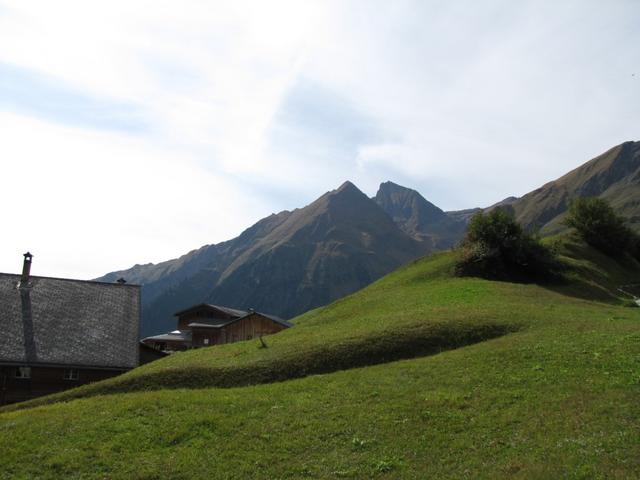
[102,182,428,336]
[200,181,427,320]
[509,141,640,232]
[100,210,295,336]
[374,181,472,249]
[400,141,640,245]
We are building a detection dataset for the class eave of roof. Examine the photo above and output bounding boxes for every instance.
[255,312,293,328]
[188,322,228,329]
[142,331,192,342]
[173,303,248,318]
[0,272,141,288]
[0,360,132,371]
[188,312,293,328]
[138,342,169,356]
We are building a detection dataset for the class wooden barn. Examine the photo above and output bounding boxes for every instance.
[141,303,291,352]
[0,253,141,406]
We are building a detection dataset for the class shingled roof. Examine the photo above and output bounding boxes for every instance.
[0,273,140,369]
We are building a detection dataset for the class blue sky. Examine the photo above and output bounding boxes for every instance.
[0,62,148,132]
[0,0,639,278]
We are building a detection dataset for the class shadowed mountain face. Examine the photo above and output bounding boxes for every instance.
[374,181,472,249]
[374,181,447,236]
[505,141,640,233]
[100,182,428,337]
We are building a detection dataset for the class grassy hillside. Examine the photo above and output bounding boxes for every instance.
[1,235,640,479]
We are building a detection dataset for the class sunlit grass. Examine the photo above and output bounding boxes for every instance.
[1,235,639,478]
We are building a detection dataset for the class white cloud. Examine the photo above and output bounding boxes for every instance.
[0,0,639,275]
[302,0,640,206]
[0,112,271,278]
[0,0,329,173]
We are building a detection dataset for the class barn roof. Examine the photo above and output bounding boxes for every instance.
[251,312,292,328]
[0,273,140,369]
[173,303,248,318]
[143,331,192,342]
[187,322,229,329]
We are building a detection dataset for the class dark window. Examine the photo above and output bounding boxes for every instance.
[15,367,31,379]
[63,369,79,381]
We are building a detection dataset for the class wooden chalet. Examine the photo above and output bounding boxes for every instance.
[141,303,291,352]
[0,253,142,406]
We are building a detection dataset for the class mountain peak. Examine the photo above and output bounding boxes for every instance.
[377,180,415,194]
[322,181,369,206]
[336,180,360,193]
[374,181,451,244]
[375,181,445,216]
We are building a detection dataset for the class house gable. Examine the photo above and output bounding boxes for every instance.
[190,312,290,348]
[142,304,291,351]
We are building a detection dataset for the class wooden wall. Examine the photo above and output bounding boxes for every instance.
[139,343,168,365]
[145,338,189,352]
[0,365,126,406]
[191,313,287,348]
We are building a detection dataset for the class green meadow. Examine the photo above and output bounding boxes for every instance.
[1,234,639,479]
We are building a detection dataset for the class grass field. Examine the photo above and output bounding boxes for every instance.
[1,234,639,479]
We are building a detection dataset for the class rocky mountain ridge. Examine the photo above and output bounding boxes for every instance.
[505,141,640,233]
[100,141,640,336]
[102,181,429,336]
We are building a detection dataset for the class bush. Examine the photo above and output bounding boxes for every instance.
[456,209,558,280]
[564,197,639,258]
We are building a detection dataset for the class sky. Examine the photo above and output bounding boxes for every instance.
[0,0,638,279]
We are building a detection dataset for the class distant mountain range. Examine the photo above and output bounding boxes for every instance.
[99,141,640,336]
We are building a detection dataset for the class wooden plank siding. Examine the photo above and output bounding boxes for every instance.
[0,365,125,405]
[191,313,286,348]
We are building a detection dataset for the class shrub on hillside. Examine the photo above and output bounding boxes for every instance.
[564,197,639,258]
[456,209,558,280]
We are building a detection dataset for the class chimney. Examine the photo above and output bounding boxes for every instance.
[19,252,33,289]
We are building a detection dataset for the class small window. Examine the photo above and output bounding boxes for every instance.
[203,338,210,345]
[63,369,79,381]
[15,366,31,379]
